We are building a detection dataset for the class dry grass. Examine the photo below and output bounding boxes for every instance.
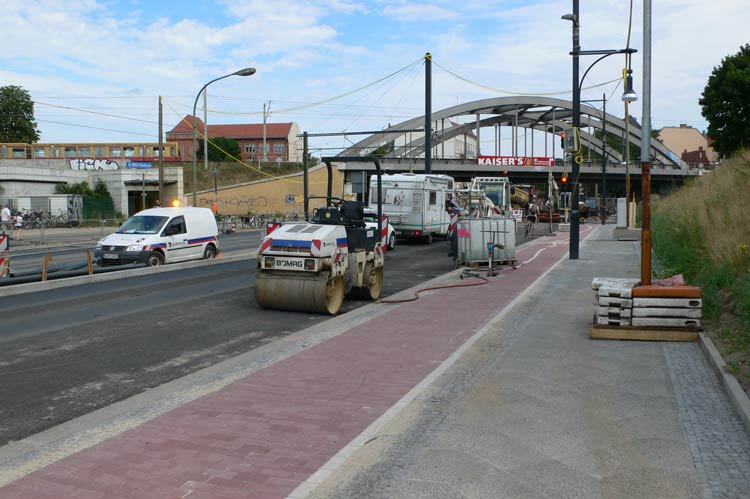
[659,153,750,273]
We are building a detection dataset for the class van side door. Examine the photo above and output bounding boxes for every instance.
[161,215,192,262]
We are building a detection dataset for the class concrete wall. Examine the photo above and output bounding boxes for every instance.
[0,161,183,216]
[198,164,344,216]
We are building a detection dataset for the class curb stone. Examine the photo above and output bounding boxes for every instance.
[699,332,750,435]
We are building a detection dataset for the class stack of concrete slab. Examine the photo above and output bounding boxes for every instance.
[592,278,640,326]
[591,278,702,341]
[631,285,702,328]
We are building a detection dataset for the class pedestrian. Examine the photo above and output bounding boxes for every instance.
[0,204,11,234]
[154,199,161,208]
[14,212,23,240]
[527,197,539,236]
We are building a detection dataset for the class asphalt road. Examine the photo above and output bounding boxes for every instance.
[3,229,265,278]
[0,237,465,446]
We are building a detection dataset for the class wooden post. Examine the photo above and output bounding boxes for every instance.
[87,249,94,275]
[42,254,49,281]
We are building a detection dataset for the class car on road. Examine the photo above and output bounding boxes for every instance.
[363,209,396,251]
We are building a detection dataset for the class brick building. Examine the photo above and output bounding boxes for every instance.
[167,117,302,164]
[657,124,717,169]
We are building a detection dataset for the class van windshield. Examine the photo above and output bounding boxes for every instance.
[116,215,169,234]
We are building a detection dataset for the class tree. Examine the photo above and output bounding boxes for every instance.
[0,85,40,143]
[197,137,241,162]
[700,44,750,158]
[55,181,95,197]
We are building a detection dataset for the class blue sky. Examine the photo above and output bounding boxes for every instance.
[3,0,749,156]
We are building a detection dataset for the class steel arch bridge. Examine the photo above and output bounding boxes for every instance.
[335,96,692,183]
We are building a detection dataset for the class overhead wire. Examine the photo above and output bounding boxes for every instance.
[35,101,159,125]
[432,60,621,96]
[161,99,329,185]
[36,119,157,138]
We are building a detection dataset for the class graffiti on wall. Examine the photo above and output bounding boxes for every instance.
[68,159,120,171]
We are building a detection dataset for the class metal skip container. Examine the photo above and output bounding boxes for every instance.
[455,217,517,266]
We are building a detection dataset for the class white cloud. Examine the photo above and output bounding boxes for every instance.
[4,0,750,143]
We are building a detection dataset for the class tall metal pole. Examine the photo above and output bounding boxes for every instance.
[262,101,271,163]
[424,53,432,174]
[303,132,309,221]
[625,100,631,227]
[191,67,256,207]
[601,92,607,224]
[158,96,164,204]
[641,0,653,285]
[570,0,581,259]
[203,91,209,172]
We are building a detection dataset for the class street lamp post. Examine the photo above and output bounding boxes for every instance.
[562,3,636,259]
[192,67,256,206]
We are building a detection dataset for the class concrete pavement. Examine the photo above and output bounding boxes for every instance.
[0,224,748,498]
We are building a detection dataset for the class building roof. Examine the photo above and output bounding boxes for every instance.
[167,116,293,140]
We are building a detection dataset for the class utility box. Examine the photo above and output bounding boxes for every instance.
[616,198,626,227]
[455,217,517,266]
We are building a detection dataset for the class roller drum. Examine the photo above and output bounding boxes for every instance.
[255,271,344,315]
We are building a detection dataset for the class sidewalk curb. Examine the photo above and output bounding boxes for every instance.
[699,332,750,434]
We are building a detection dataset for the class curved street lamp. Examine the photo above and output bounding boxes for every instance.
[562,2,636,259]
[192,67,256,206]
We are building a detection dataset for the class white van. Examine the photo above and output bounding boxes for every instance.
[95,207,219,267]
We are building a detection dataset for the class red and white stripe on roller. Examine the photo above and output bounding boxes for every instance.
[380,216,388,252]
[260,238,273,254]
[311,239,322,256]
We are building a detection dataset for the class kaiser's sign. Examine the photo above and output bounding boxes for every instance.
[478,156,555,167]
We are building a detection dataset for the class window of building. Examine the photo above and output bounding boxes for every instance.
[245,144,257,153]
[273,143,285,154]
[93,147,107,157]
[78,147,91,157]
[64,147,77,158]
[12,147,26,158]
[33,147,46,158]
[124,147,135,157]
[111,147,121,157]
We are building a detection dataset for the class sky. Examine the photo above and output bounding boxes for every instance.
[3,0,748,157]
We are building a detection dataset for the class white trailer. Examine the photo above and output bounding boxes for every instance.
[368,173,454,243]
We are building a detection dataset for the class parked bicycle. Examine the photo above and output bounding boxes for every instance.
[53,209,82,228]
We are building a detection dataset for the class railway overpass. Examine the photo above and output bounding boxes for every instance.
[334,96,700,189]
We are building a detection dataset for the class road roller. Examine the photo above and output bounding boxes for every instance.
[255,156,385,315]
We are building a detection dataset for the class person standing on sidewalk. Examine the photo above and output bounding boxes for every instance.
[1,205,11,235]
[14,212,23,240]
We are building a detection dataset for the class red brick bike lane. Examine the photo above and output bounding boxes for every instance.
[1,227,596,499]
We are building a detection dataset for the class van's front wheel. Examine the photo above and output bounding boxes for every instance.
[203,245,217,260]
[146,251,164,267]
